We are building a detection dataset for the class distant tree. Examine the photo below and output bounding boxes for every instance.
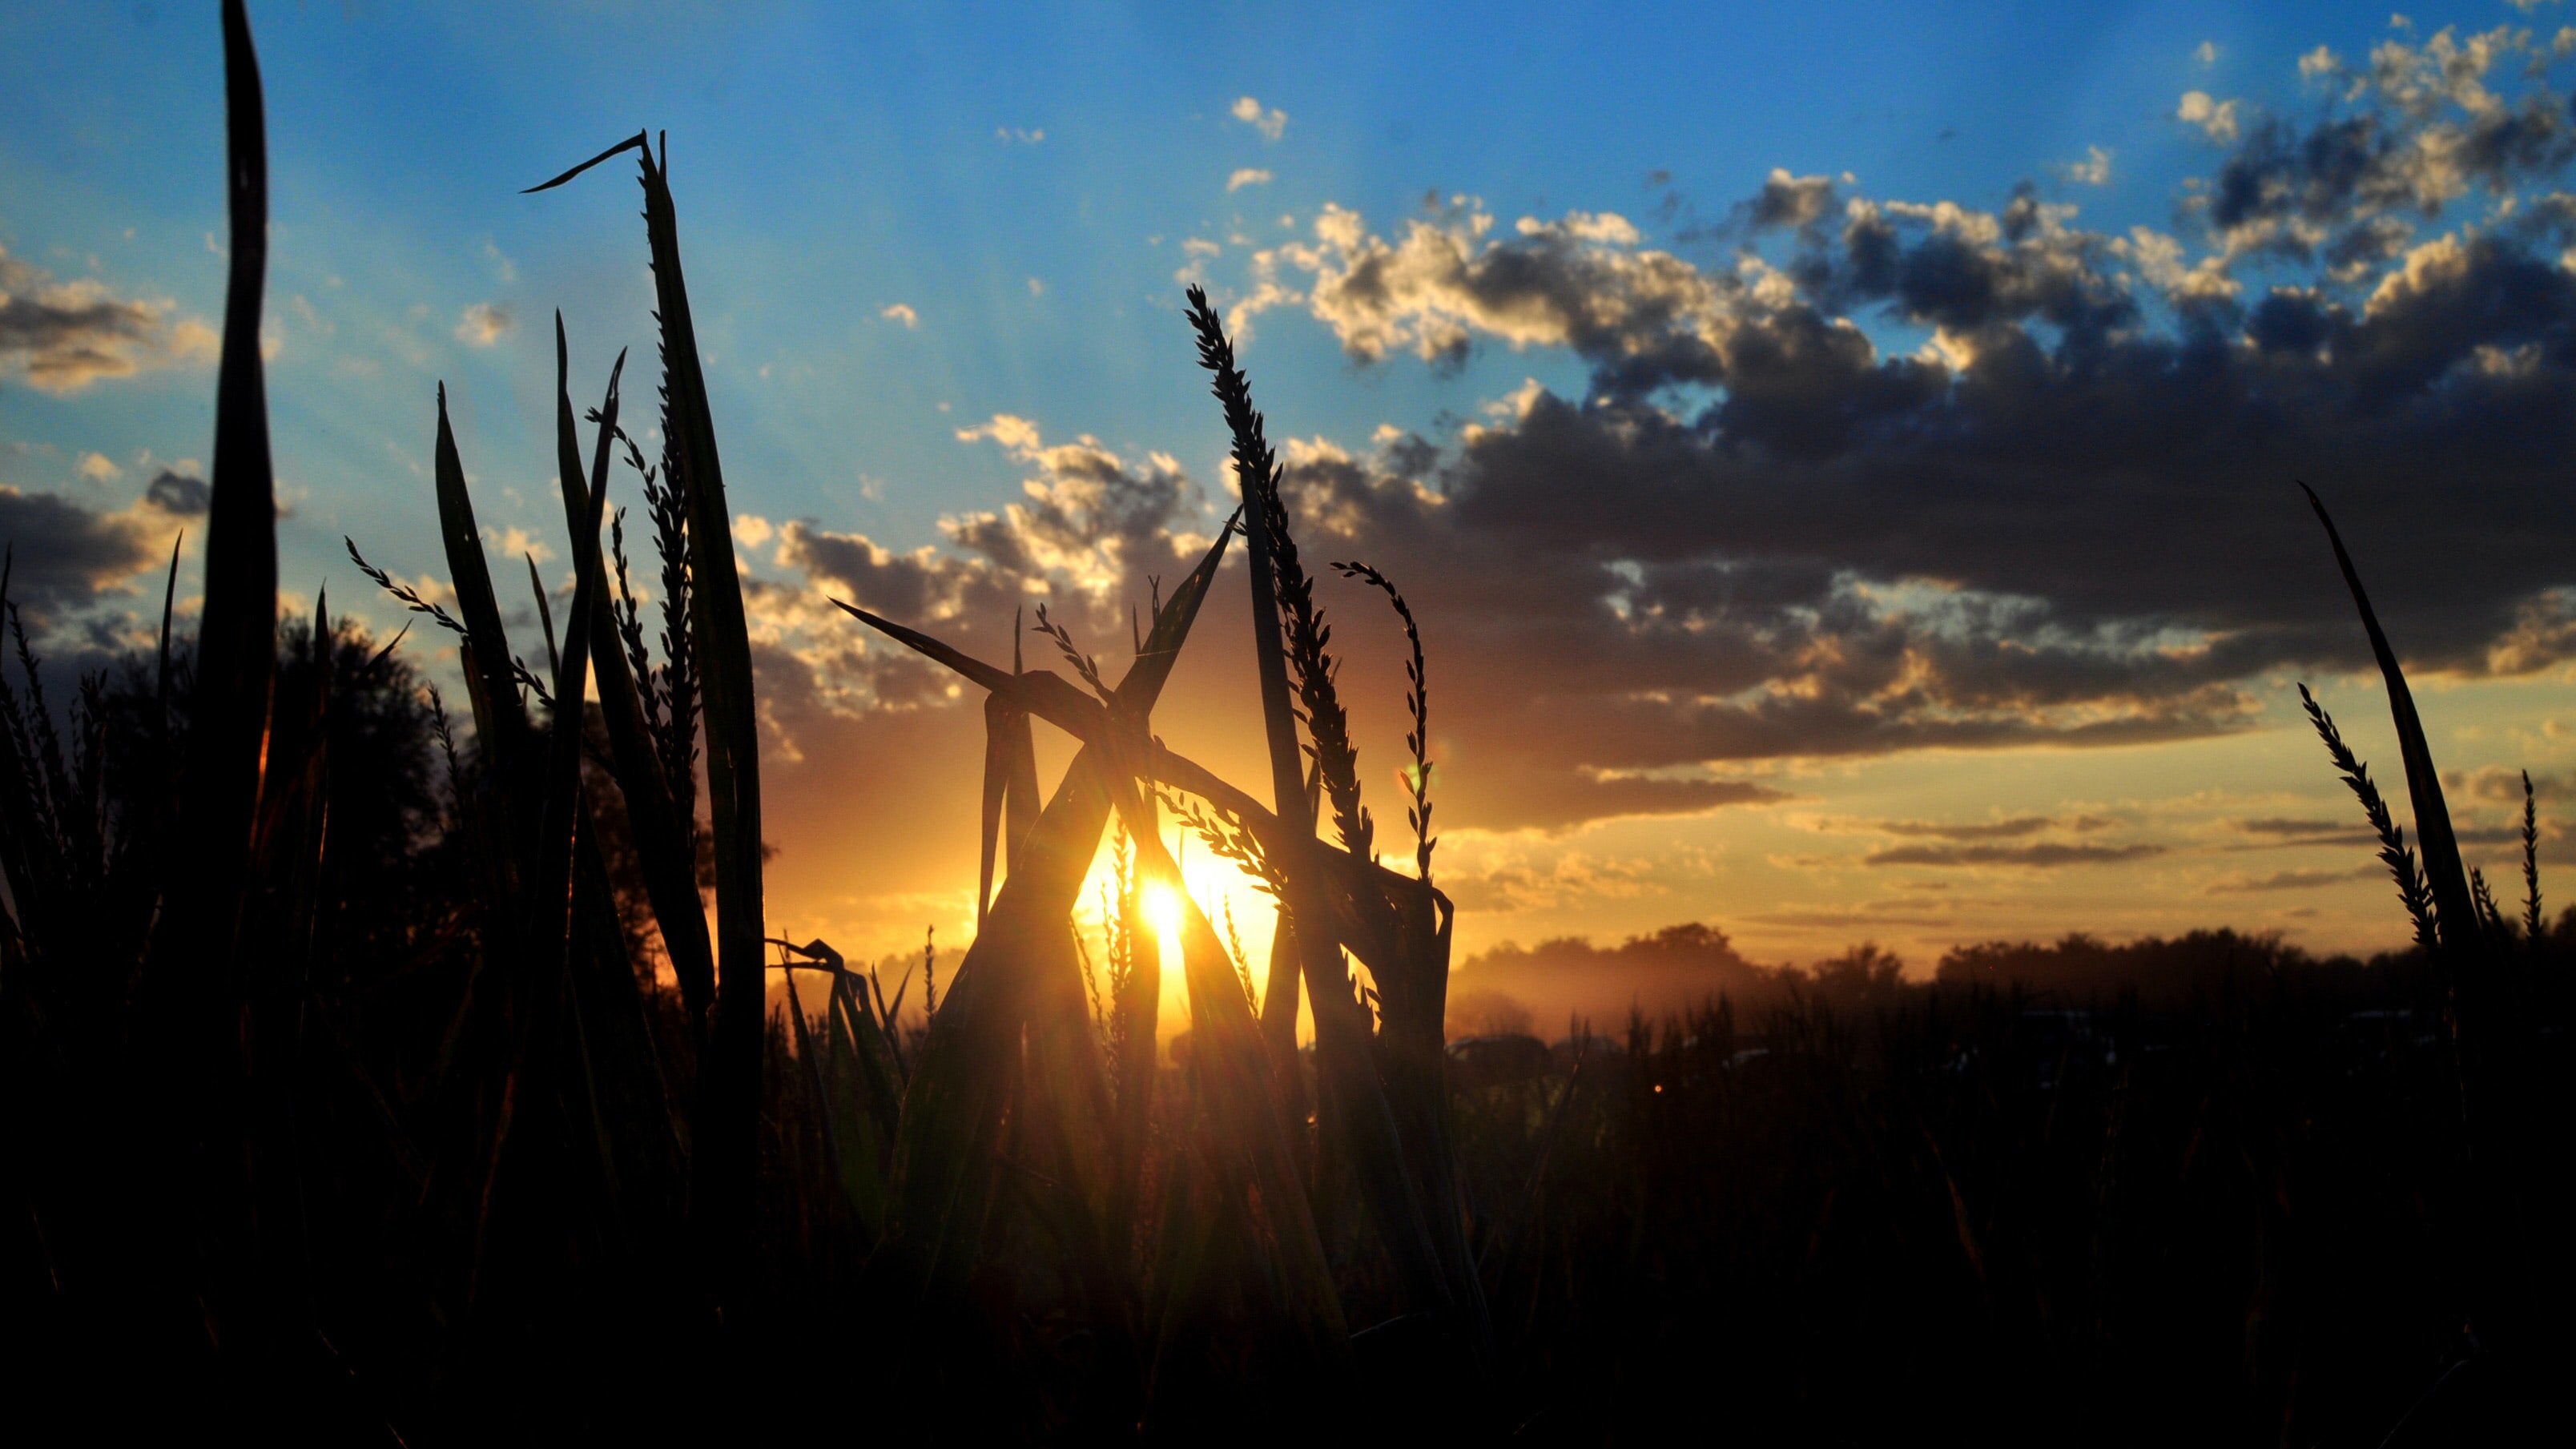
[1807,942,1905,1002]
[1933,928,2345,1004]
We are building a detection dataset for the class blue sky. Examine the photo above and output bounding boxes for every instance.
[6,0,2507,546]
[10,2,2576,970]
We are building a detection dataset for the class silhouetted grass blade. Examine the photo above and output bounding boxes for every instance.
[553,314,717,1036]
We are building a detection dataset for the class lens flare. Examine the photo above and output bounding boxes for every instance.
[1141,880,1185,942]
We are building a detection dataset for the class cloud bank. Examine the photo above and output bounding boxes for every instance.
[736,23,2576,850]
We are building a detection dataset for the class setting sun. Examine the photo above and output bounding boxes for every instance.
[1140,879,1185,944]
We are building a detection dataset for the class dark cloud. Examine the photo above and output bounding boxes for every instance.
[0,485,159,611]
[1449,773,1786,835]
[1743,169,1838,235]
[1877,815,2055,841]
[0,245,211,392]
[1220,29,2576,690]
[1864,842,2167,867]
[2453,765,2574,803]
[2236,817,2353,838]
[2205,30,2576,266]
[143,469,208,517]
[2206,866,2377,895]
[2228,818,2377,850]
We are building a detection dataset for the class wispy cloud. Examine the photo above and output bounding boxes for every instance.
[2206,866,2373,895]
[1227,167,1274,191]
[453,302,512,347]
[1866,842,2167,867]
[2061,145,2111,185]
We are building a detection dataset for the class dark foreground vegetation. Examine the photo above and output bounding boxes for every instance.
[1449,932,2572,1443]
[3,9,2568,1444]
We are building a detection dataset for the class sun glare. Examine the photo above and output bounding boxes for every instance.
[1141,880,1185,942]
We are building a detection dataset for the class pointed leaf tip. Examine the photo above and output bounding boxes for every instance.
[523,131,654,194]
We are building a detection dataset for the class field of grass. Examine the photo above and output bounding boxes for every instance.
[2,9,2568,1443]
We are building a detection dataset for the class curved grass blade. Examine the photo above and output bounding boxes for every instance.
[2301,485,2476,950]
[2302,481,2536,1354]
[434,386,529,771]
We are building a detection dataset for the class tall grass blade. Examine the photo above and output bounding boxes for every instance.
[145,0,278,974]
[433,387,529,771]
[553,314,716,1036]
[128,0,280,1372]
[2520,771,2541,942]
[155,532,181,727]
[531,129,767,1293]
[2302,481,2535,1355]
[2300,486,2476,950]
[528,553,559,678]
[526,344,622,957]
[643,142,768,1292]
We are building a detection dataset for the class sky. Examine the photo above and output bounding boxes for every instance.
[10,1,2576,982]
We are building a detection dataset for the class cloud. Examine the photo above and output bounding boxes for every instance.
[454,302,512,346]
[1228,167,1275,192]
[2196,40,2221,66]
[1864,842,2167,867]
[76,453,119,483]
[1757,170,1838,227]
[1875,815,2056,841]
[753,27,2576,842]
[2226,819,2375,850]
[1439,850,1670,913]
[879,302,919,328]
[2199,28,2576,269]
[143,469,209,517]
[1230,95,1288,141]
[0,485,167,612]
[2206,866,2376,894]
[2062,146,2112,186]
[2454,764,2572,802]
[777,414,1204,662]
[2178,91,2241,143]
[1463,773,1786,835]
[995,127,1044,144]
[488,525,553,566]
[0,244,217,392]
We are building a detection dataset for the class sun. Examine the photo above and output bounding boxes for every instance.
[1140,879,1185,942]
